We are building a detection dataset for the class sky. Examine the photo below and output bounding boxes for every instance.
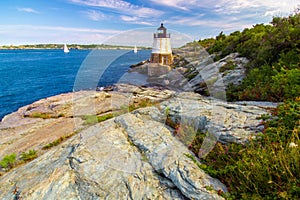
[0,0,299,46]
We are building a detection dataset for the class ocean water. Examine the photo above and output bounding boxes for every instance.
[0,49,151,120]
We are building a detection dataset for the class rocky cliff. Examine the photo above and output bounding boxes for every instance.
[129,43,248,99]
[0,84,275,199]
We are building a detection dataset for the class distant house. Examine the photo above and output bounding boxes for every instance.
[150,23,173,65]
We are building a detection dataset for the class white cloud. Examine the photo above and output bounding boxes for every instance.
[17,7,39,14]
[166,16,253,31]
[264,9,282,17]
[120,15,138,22]
[150,0,298,16]
[120,15,153,25]
[69,0,163,18]
[84,10,105,21]
[213,0,298,16]
[214,0,257,14]
[150,0,224,11]
[149,0,197,10]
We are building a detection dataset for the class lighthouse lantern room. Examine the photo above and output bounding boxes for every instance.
[150,23,173,65]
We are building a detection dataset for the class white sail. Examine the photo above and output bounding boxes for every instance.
[64,43,70,53]
[133,45,137,53]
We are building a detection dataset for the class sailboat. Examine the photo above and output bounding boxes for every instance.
[63,43,70,53]
[133,45,137,54]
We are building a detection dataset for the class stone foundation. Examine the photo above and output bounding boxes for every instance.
[147,63,171,77]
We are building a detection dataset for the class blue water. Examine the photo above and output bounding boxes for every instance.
[0,49,151,120]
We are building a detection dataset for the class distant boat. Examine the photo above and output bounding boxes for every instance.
[133,45,137,54]
[63,43,70,53]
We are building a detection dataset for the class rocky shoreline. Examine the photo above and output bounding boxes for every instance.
[129,44,249,98]
[0,83,276,199]
[0,42,279,199]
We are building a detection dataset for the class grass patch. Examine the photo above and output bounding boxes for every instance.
[186,71,199,80]
[42,138,63,149]
[0,153,16,169]
[20,149,38,162]
[82,115,98,125]
[0,150,39,172]
[30,113,52,119]
[82,113,114,125]
[219,61,237,73]
[129,98,155,112]
[97,113,114,122]
[29,112,65,119]
[42,132,77,150]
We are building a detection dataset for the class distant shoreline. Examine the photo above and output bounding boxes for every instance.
[0,44,151,50]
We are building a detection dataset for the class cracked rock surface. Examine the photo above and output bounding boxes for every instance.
[0,84,274,199]
[0,118,222,200]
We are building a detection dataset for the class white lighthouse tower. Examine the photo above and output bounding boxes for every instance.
[150,23,173,65]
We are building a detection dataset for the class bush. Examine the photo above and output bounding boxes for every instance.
[219,61,237,73]
[0,153,16,169]
[270,68,300,101]
[200,12,300,102]
[189,99,300,199]
[227,65,300,102]
[20,149,38,162]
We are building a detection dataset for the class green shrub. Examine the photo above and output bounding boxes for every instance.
[186,71,199,80]
[227,64,300,102]
[189,99,300,199]
[0,153,16,169]
[270,68,300,101]
[200,12,300,102]
[42,132,77,150]
[219,61,237,73]
[43,138,63,149]
[196,12,300,198]
[20,149,38,162]
[198,37,216,49]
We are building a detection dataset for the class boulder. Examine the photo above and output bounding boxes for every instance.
[184,53,248,97]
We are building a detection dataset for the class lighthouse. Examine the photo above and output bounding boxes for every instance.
[150,23,173,65]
